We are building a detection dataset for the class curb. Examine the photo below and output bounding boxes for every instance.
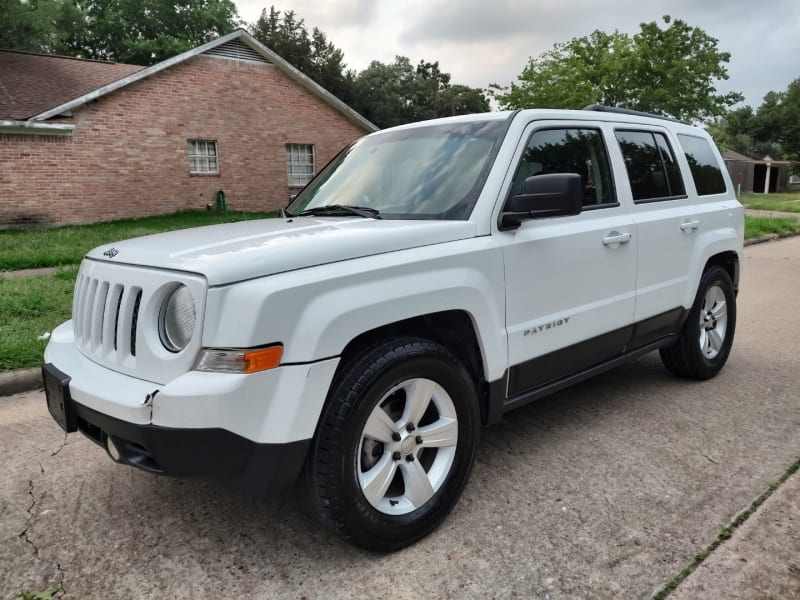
[744,231,800,246]
[0,367,43,397]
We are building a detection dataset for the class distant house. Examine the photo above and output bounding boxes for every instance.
[0,29,376,226]
[722,149,793,195]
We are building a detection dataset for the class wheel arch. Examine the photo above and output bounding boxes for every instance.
[334,310,494,426]
[704,250,740,292]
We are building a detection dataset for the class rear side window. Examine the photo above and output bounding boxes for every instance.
[678,134,727,196]
[615,130,686,202]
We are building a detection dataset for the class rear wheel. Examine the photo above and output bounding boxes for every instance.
[306,337,479,552]
[660,266,736,379]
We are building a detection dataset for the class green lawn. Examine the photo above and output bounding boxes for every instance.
[0,268,77,371]
[739,192,800,213]
[0,209,277,271]
[744,216,800,239]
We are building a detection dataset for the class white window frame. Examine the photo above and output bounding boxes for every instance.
[187,140,219,174]
[286,143,315,187]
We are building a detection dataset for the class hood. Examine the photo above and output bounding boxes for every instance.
[85,216,477,285]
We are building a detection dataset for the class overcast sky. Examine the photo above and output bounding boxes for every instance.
[235,0,799,111]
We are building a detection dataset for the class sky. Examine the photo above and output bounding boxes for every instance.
[235,0,800,111]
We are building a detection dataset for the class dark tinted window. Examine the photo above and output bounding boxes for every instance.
[678,134,727,196]
[615,130,686,201]
[510,128,616,207]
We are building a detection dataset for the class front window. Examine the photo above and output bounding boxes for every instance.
[287,119,507,220]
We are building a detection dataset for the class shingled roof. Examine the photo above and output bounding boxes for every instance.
[0,50,144,120]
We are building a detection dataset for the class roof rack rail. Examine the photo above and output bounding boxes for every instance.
[582,104,689,125]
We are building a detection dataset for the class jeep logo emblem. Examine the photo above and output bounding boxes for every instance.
[103,247,119,258]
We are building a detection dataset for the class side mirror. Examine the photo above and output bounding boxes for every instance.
[499,173,583,230]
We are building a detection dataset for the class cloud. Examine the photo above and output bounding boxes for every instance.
[235,0,800,107]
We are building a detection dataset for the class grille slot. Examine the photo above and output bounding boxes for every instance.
[73,273,142,364]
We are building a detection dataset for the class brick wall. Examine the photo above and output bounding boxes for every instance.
[0,55,369,225]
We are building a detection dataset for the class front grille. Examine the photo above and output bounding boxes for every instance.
[73,272,142,363]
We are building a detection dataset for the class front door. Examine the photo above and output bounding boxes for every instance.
[500,122,637,396]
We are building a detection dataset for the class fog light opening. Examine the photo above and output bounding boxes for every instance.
[106,435,122,462]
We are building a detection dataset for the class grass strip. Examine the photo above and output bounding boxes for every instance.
[744,216,800,239]
[0,268,78,371]
[739,192,800,213]
[652,458,800,599]
[0,209,276,271]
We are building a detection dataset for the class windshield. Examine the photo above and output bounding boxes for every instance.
[287,119,507,220]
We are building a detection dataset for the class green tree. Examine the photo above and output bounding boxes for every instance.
[250,6,354,104]
[59,0,239,65]
[0,0,75,53]
[494,16,742,122]
[353,56,489,128]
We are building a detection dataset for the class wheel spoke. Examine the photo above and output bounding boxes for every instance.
[700,329,711,355]
[418,417,458,448]
[360,454,397,506]
[708,328,724,353]
[363,407,398,443]
[710,299,727,321]
[401,379,436,426]
[399,459,435,508]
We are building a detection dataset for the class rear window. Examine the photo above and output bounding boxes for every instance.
[678,134,727,196]
[615,130,686,202]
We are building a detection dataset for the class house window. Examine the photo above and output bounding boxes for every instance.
[187,140,219,174]
[286,144,315,187]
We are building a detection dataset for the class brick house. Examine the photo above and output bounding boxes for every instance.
[0,29,376,226]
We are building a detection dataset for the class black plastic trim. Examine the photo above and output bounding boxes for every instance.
[502,307,687,413]
[508,325,632,396]
[503,335,678,414]
[71,401,309,495]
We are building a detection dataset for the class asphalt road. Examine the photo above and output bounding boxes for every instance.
[2,237,799,599]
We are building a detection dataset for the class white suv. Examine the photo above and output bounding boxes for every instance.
[43,107,743,551]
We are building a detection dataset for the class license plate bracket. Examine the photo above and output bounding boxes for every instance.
[42,363,77,433]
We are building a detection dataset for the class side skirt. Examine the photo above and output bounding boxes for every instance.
[484,307,687,425]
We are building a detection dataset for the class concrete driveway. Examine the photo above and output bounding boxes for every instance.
[2,237,800,599]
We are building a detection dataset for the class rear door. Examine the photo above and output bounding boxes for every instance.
[611,128,698,346]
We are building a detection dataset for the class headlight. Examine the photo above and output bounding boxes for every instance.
[159,285,195,352]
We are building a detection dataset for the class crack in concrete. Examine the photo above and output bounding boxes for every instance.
[50,432,69,457]
[56,561,67,595]
[18,479,41,560]
[700,452,719,465]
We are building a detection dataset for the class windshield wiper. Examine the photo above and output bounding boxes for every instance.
[298,204,381,219]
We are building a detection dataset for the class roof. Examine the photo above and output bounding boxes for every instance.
[722,149,794,165]
[2,29,376,132]
[0,50,143,120]
[722,149,754,162]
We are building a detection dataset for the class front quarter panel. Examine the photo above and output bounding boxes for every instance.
[202,238,508,382]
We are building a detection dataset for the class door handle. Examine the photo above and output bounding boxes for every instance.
[680,220,701,232]
[602,231,631,246]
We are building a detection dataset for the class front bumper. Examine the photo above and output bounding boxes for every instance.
[71,399,309,494]
[43,320,341,494]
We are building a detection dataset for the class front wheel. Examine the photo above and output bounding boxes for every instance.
[306,338,480,552]
[660,265,737,380]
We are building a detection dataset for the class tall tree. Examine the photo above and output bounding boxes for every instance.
[712,79,800,167]
[59,0,239,65]
[353,56,489,128]
[0,0,76,54]
[494,16,742,122]
[250,6,353,104]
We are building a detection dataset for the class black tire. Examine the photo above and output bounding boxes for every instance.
[305,337,480,552]
[660,266,737,380]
